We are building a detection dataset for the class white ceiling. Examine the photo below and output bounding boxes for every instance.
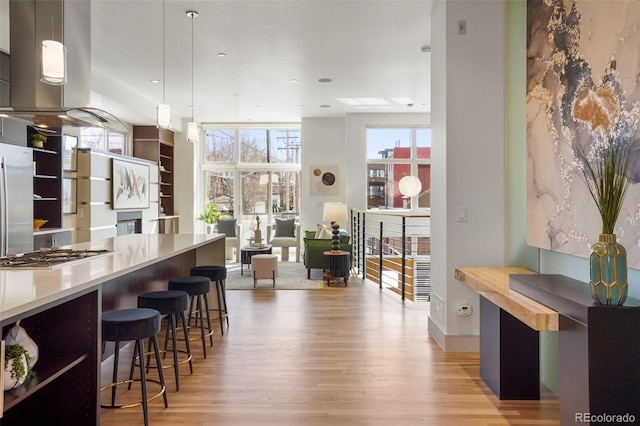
[90,0,432,126]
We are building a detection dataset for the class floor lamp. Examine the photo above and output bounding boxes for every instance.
[322,202,348,251]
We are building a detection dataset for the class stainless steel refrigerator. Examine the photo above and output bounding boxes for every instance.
[0,143,34,255]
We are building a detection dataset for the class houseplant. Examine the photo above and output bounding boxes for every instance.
[31,133,47,149]
[197,201,222,233]
[4,344,33,390]
[574,129,633,305]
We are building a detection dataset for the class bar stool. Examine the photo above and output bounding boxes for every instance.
[101,308,168,426]
[137,290,192,391]
[190,265,229,335]
[168,276,213,358]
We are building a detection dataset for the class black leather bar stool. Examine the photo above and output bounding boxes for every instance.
[168,276,213,358]
[101,308,168,426]
[137,290,192,391]
[190,265,229,335]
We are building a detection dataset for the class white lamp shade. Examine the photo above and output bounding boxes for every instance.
[157,104,171,129]
[187,121,199,142]
[399,175,422,197]
[41,40,66,85]
[322,202,348,223]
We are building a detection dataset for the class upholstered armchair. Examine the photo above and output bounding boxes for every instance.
[267,218,301,262]
[216,218,243,263]
[303,230,352,279]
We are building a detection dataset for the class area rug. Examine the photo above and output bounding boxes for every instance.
[225,260,332,290]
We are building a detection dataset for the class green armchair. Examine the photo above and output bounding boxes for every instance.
[303,230,352,279]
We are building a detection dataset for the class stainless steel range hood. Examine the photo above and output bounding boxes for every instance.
[2,0,128,133]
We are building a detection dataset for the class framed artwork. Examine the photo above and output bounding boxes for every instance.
[62,178,77,214]
[111,158,150,209]
[526,0,640,268]
[310,166,338,195]
[62,135,78,171]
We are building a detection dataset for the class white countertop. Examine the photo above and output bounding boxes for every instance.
[0,233,224,322]
[33,227,74,236]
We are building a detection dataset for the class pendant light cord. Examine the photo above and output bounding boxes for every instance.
[162,0,166,105]
[191,11,195,121]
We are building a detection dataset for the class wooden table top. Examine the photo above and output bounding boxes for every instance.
[454,267,559,331]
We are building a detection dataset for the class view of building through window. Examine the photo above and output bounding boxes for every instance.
[202,127,301,241]
[366,127,431,210]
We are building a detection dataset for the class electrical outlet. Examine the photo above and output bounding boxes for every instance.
[456,302,472,317]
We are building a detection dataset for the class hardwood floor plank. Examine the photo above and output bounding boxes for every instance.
[100,277,559,425]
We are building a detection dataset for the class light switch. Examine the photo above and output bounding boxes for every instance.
[457,206,467,222]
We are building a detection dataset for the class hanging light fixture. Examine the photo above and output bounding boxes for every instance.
[186,10,199,142]
[41,15,67,85]
[157,0,171,129]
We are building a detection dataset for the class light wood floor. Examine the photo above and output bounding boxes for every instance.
[100,277,560,426]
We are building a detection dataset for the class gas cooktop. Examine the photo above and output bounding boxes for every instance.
[0,248,112,269]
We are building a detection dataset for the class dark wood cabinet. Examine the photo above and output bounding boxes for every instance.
[1,290,99,425]
[31,129,63,229]
[133,126,174,216]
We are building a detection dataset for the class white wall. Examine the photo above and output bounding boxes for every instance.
[173,124,197,234]
[429,0,507,351]
[300,117,346,234]
[0,0,8,53]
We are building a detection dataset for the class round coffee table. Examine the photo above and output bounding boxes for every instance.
[240,244,272,275]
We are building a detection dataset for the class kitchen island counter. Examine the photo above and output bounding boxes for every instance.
[0,233,225,425]
[0,233,225,322]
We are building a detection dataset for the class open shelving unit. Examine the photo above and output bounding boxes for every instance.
[30,129,63,229]
[132,126,174,216]
[1,290,99,425]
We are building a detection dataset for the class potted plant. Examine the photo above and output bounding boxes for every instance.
[4,344,33,391]
[574,128,634,305]
[31,133,47,149]
[197,201,222,233]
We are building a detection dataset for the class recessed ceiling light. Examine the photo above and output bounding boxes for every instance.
[38,124,49,128]
[218,52,227,57]
[317,78,332,83]
[151,79,160,84]
[289,79,299,83]
[421,45,431,53]
[319,104,331,108]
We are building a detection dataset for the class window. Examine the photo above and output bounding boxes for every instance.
[366,127,431,210]
[201,125,301,241]
[78,127,128,154]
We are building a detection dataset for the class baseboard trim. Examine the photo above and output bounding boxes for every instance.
[428,316,479,352]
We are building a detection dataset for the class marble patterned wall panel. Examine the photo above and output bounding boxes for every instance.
[526,0,640,268]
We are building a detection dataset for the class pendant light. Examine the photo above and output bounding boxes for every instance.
[157,0,171,129]
[41,15,67,85]
[186,10,199,143]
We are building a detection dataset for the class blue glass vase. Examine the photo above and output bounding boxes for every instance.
[590,233,628,305]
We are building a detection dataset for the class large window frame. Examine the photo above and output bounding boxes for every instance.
[366,126,431,211]
[199,124,302,239]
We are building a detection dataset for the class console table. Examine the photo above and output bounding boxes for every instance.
[455,267,557,400]
[456,267,640,424]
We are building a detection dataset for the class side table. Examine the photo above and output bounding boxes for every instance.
[323,250,350,286]
[240,244,272,275]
